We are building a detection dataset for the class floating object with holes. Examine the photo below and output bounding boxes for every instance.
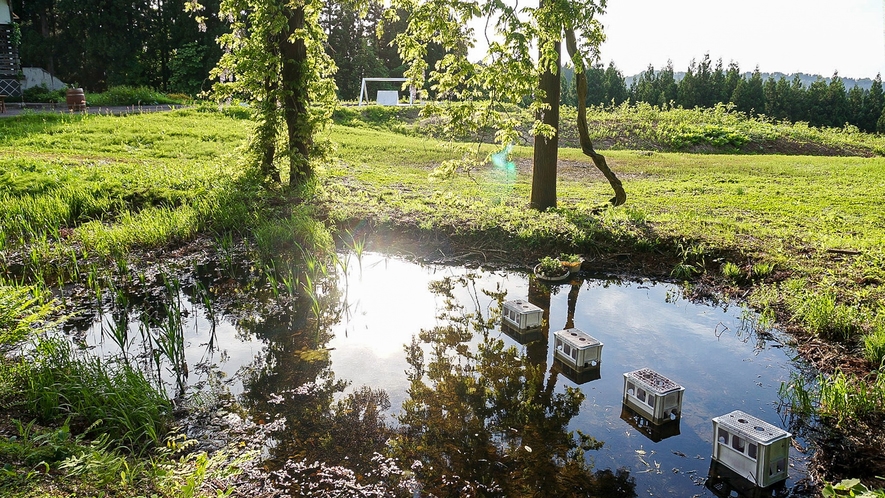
[553,328,602,370]
[502,299,543,330]
[711,410,791,488]
[623,368,684,426]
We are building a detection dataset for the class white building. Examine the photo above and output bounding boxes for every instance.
[0,0,22,97]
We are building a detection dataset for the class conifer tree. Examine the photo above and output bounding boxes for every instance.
[862,74,884,133]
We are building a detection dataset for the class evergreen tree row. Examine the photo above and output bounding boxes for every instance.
[12,0,885,134]
[13,0,225,94]
[563,54,885,133]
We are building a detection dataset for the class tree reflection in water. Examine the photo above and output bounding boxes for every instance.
[232,263,636,496]
[392,273,637,497]
[237,261,394,487]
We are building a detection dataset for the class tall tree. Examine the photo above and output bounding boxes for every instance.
[602,61,627,106]
[825,72,849,127]
[656,60,678,107]
[392,0,625,210]
[210,0,337,186]
[861,74,884,133]
[630,64,658,105]
[732,67,764,115]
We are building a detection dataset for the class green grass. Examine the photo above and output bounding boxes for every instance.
[2,105,885,493]
[9,337,173,452]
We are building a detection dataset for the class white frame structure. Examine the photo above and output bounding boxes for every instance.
[357,77,415,106]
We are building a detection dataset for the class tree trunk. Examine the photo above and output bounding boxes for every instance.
[530,39,561,211]
[563,29,627,206]
[281,5,312,188]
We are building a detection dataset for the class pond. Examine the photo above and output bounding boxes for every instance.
[69,251,810,497]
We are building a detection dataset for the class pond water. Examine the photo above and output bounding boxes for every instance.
[71,252,809,497]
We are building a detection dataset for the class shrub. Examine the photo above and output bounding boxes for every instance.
[85,86,186,106]
[22,85,65,103]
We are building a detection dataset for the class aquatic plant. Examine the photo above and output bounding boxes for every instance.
[720,261,743,283]
[780,370,885,428]
[11,337,172,451]
[0,284,55,351]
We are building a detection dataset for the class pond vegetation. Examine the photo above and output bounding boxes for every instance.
[1,106,884,496]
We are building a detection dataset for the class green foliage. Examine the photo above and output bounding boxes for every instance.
[0,286,55,352]
[823,478,885,498]
[787,286,860,342]
[168,42,211,96]
[751,262,774,280]
[21,85,65,103]
[863,319,885,367]
[254,206,334,262]
[720,261,743,283]
[13,338,172,452]
[85,86,186,106]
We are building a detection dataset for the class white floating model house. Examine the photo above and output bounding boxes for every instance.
[502,299,543,330]
[553,328,602,369]
[622,368,684,425]
[711,410,791,488]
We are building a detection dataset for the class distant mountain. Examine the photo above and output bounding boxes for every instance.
[624,71,877,91]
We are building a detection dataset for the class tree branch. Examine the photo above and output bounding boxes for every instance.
[563,28,626,207]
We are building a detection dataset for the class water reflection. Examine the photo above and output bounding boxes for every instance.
[64,252,809,496]
[392,274,635,497]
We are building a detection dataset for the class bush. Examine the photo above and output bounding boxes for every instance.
[85,86,187,106]
[21,85,65,103]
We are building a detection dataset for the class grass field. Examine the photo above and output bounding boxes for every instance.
[1,104,884,495]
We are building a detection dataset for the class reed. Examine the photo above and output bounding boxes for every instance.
[15,337,172,452]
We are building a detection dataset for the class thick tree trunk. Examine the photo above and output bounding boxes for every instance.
[281,5,312,188]
[564,29,627,206]
[256,76,281,183]
[530,39,561,211]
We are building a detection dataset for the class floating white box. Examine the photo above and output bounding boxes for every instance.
[376,90,399,106]
[712,410,791,488]
[553,328,602,369]
[623,368,684,425]
[502,299,543,330]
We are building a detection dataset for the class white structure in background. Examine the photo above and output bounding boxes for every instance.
[21,67,66,91]
[358,77,416,106]
[553,328,602,369]
[502,299,543,330]
[622,368,684,424]
[711,410,791,488]
[0,0,22,97]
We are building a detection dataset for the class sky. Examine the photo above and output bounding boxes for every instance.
[597,0,885,79]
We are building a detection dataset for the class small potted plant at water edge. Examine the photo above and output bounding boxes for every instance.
[534,256,570,282]
[559,253,583,272]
